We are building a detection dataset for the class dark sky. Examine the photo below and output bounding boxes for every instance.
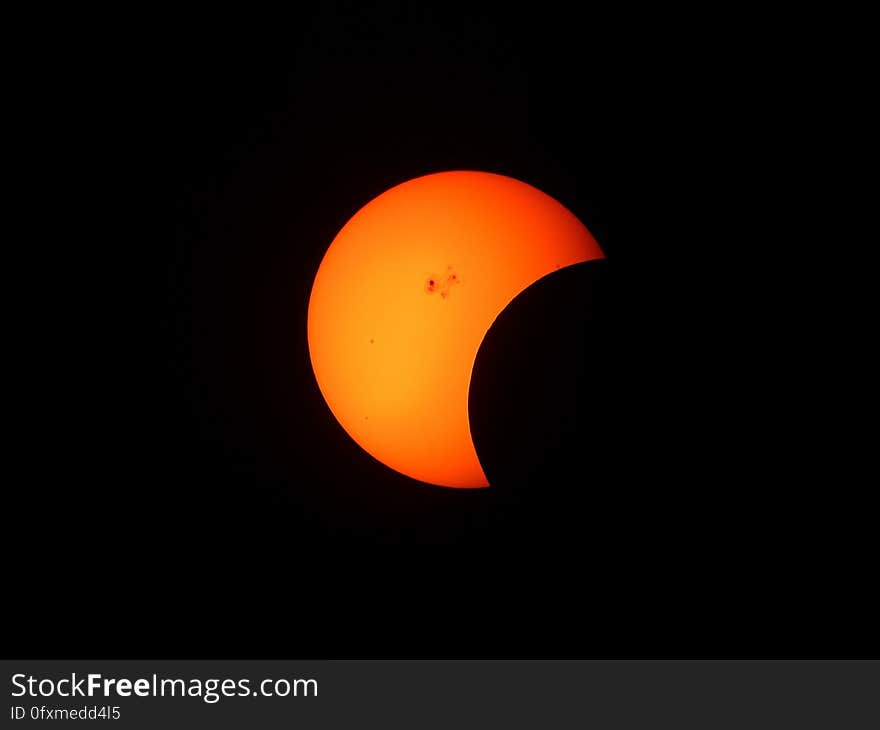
[9,3,869,659]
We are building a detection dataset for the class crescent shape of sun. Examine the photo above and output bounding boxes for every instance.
[307,170,604,488]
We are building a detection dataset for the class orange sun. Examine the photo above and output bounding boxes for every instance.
[307,171,603,488]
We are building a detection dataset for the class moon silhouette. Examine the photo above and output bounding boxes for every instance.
[307,170,603,488]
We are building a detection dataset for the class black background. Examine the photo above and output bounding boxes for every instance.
[9,3,871,658]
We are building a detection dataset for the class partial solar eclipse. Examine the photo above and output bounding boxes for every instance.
[307,171,603,488]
